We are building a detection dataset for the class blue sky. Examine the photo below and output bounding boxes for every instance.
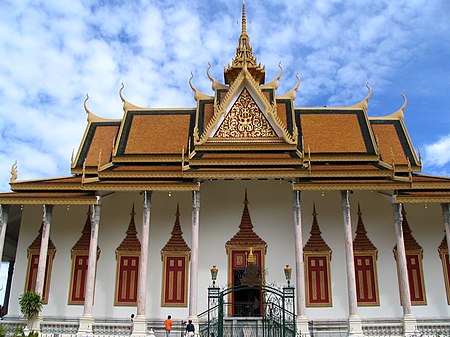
[0,0,449,192]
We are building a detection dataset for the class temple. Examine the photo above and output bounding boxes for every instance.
[0,3,449,337]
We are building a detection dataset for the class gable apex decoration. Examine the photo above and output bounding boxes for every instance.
[198,67,296,145]
[213,88,278,139]
[224,1,265,86]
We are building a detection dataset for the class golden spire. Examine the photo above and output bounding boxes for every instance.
[224,0,265,85]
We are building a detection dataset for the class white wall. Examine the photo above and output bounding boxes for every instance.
[7,181,450,321]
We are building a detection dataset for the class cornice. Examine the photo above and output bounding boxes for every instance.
[183,170,302,179]
[292,181,411,191]
[98,171,183,179]
[188,158,303,166]
[308,154,380,162]
[112,155,183,163]
[195,143,297,152]
[0,196,97,205]
[80,182,200,191]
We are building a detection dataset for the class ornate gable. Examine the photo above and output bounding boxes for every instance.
[214,88,278,139]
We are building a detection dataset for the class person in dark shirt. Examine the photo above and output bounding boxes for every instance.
[185,319,195,337]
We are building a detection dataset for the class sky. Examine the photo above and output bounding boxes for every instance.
[0,0,450,193]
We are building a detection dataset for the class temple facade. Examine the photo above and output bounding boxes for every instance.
[0,3,449,337]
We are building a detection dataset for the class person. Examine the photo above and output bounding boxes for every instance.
[165,315,173,336]
[185,319,195,337]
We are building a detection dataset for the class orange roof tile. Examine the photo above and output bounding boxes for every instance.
[371,123,408,165]
[124,114,191,155]
[300,113,369,153]
[84,124,119,167]
[276,102,288,129]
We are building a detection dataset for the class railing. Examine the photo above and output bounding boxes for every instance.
[417,319,450,336]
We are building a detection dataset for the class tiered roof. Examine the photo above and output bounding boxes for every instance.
[0,2,449,205]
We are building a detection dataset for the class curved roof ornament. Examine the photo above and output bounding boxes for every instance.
[119,82,141,111]
[83,94,105,122]
[10,161,17,183]
[349,83,372,112]
[189,72,213,101]
[119,82,125,103]
[276,72,301,100]
[390,91,407,119]
[262,62,283,89]
[206,63,228,91]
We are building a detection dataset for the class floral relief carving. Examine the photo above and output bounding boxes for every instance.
[215,88,277,138]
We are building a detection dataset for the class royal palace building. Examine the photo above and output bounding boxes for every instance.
[0,3,449,337]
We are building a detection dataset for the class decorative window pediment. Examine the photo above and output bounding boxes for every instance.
[353,204,379,306]
[225,190,267,317]
[161,204,190,307]
[304,205,332,307]
[25,223,57,304]
[69,210,101,305]
[115,205,141,306]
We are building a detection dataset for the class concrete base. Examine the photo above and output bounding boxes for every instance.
[77,314,94,337]
[402,314,417,336]
[132,315,148,337]
[348,315,364,337]
[296,316,310,337]
[27,316,42,333]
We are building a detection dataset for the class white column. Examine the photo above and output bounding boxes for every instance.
[442,203,450,257]
[36,205,53,296]
[78,200,100,336]
[340,191,363,337]
[133,191,152,336]
[188,190,200,321]
[0,205,10,266]
[392,199,416,335]
[292,191,309,337]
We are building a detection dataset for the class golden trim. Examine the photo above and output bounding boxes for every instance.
[189,158,303,166]
[293,182,411,191]
[112,155,184,163]
[395,196,450,203]
[0,197,97,205]
[98,171,184,179]
[307,154,380,162]
[195,143,296,151]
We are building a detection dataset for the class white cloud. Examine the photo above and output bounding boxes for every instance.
[423,135,450,168]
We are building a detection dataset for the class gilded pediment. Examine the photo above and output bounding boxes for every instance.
[214,88,278,139]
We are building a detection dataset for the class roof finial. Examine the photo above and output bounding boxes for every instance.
[10,161,17,183]
[242,0,247,36]
[244,188,249,205]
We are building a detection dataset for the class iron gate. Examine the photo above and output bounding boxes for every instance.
[199,284,296,337]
